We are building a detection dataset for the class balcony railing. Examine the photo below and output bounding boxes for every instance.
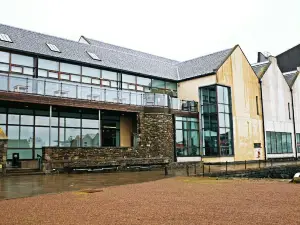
[0,74,198,112]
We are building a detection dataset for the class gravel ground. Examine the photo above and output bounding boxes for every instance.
[0,177,300,225]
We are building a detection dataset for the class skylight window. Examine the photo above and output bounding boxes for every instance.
[87,52,101,61]
[46,43,60,53]
[0,34,12,43]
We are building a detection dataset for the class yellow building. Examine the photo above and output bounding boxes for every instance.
[177,45,265,162]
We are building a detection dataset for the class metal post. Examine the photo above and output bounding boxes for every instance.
[164,166,168,176]
[90,87,93,101]
[60,83,62,97]
[44,80,46,95]
[202,163,205,177]
[129,92,131,105]
[209,163,211,173]
[194,163,197,175]
[259,159,261,169]
[226,161,228,174]
[49,105,52,146]
[244,160,247,170]
[104,89,106,102]
[98,110,102,147]
[186,164,189,176]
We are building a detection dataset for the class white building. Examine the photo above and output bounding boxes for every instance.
[252,56,296,159]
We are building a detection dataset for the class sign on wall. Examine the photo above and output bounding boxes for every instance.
[254,143,261,159]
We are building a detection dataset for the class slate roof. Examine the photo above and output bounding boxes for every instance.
[251,61,271,78]
[176,48,233,80]
[0,23,233,81]
[283,70,299,87]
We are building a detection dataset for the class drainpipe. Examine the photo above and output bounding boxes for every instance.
[259,80,267,161]
[291,88,298,160]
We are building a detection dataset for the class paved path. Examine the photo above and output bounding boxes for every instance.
[0,177,300,225]
[0,170,166,199]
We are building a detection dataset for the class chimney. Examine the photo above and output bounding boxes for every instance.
[257,52,269,62]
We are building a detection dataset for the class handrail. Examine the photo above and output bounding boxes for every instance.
[0,73,198,112]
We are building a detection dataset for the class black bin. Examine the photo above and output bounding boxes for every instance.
[12,153,20,168]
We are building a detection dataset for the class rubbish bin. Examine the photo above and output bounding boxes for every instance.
[12,153,20,168]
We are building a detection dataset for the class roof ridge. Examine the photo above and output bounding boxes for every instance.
[283,70,298,75]
[175,48,233,65]
[251,61,270,67]
[87,41,179,65]
[0,23,85,46]
[85,37,180,63]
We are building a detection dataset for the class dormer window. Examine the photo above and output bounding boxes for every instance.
[0,33,12,43]
[87,51,101,61]
[46,43,60,53]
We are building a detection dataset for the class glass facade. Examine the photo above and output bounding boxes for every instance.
[200,85,233,157]
[0,50,176,94]
[175,117,200,157]
[266,131,293,154]
[0,102,125,160]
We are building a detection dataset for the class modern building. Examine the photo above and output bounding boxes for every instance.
[0,23,299,169]
[252,56,296,159]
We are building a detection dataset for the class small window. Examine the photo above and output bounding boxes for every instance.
[0,34,12,43]
[46,43,60,53]
[288,103,291,119]
[256,96,259,115]
[87,52,101,61]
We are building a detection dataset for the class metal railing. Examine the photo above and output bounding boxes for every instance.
[0,74,198,112]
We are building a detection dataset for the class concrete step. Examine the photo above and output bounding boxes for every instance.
[6,168,43,176]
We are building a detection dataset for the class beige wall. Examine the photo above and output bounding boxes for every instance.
[216,46,265,161]
[178,75,216,102]
[120,115,132,147]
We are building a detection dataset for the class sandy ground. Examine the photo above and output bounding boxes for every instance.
[0,177,300,225]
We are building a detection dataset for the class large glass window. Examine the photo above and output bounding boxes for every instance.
[200,85,233,157]
[102,70,117,81]
[152,79,165,89]
[175,117,200,157]
[296,133,300,153]
[60,63,81,74]
[266,131,293,154]
[0,51,10,72]
[38,59,59,71]
[11,54,33,67]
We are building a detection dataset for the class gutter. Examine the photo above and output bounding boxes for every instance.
[259,80,267,161]
[291,88,298,159]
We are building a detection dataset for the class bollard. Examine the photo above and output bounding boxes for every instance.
[226,161,228,174]
[202,164,205,177]
[209,163,211,173]
[244,160,247,170]
[194,163,197,175]
[2,163,6,176]
[164,166,168,176]
[259,159,261,169]
[271,159,273,167]
[186,164,189,176]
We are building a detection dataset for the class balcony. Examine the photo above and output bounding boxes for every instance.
[0,74,198,112]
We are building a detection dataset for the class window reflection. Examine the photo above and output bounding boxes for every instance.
[200,85,233,157]
[175,117,200,157]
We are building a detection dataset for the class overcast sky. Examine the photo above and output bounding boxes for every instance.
[1,0,300,63]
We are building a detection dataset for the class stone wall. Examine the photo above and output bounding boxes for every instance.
[137,112,174,160]
[0,139,8,175]
[207,165,300,179]
[44,147,138,161]
[43,146,169,169]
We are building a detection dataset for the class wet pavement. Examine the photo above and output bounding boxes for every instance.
[0,170,167,200]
